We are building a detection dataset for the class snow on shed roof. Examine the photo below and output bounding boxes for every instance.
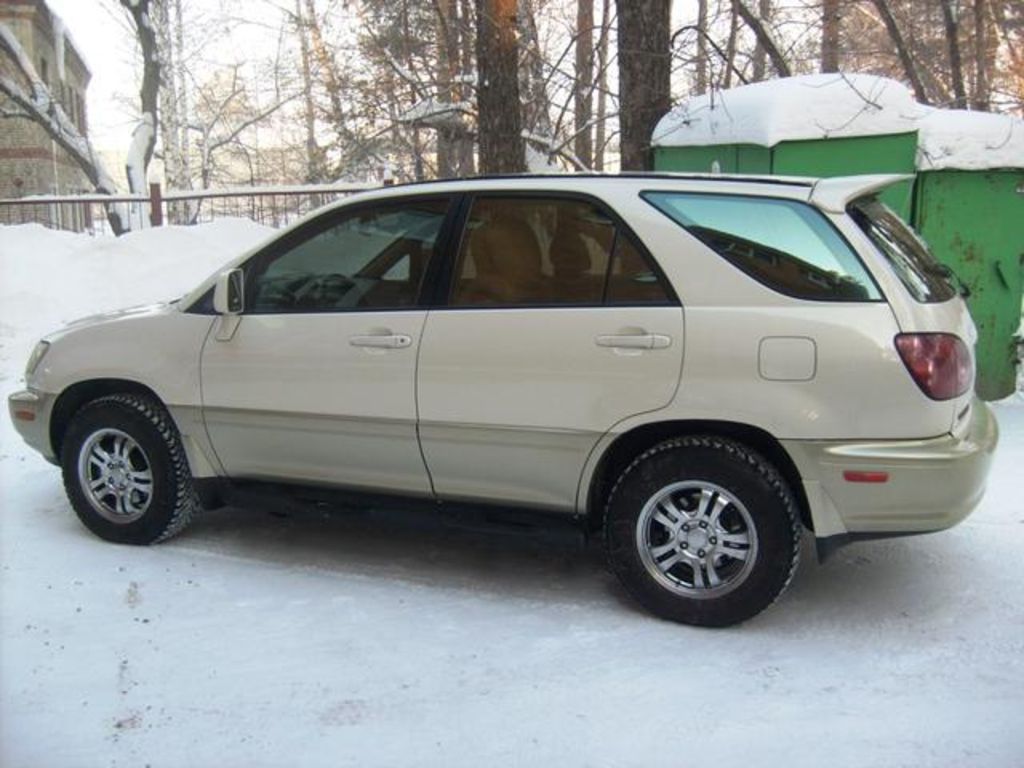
[652,74,921,149]
[653,74,1023,171]
[916,108,1023,171]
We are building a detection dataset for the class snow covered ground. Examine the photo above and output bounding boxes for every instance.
[1,222,1022,768]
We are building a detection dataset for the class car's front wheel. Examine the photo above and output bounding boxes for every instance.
[60,393,200,544]
[604,436,801,627]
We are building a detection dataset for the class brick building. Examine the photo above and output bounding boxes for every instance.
[1,0,92,229]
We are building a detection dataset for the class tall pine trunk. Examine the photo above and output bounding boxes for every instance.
[616,0,671,170]
[821,0,841,73]
[593,0,610,170]
[575,0,594,168]
[476,0,525,173]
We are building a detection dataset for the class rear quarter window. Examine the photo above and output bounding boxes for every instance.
[643,192,882,302]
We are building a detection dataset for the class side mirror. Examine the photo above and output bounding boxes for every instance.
[213,268,244,315]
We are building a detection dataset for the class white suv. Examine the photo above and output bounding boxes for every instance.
[9,174,998,626]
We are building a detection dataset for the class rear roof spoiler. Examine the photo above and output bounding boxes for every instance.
[809,174,914,213]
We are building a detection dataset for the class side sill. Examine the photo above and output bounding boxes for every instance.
[203,478,589,545]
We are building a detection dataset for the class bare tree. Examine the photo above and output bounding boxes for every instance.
[972,0,989,110]
[750,0,771,80]
[695,0,710,92]
[575,0,594,167]
[821,0,841,72]
[617,0,671,170]
[120,0,161,196]
[593,0,611,169]
[867,0,930,104]
[940,0,969,108]
[434,0,475,177]
[476,0,525,173]
[735,0,793,77]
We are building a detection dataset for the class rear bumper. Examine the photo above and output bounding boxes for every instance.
[8,388,58,463]
[782,398,998,555]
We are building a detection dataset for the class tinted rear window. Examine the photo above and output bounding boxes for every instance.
[644,192,881,302]
[848,198,957,303]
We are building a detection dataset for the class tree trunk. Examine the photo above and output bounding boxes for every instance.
[435,0,459,178]
[722,1,739,88]
[593,0,610,170]
[869,0,930,104]
[821,0,841,73]
[750,0,771,81]
[304,0,347,144]
[736,0,792,78]
[972,0,990,110]
[616,0,671,171]
[940,0,968,108]
[295,0,323,182]
[458,0,477,175]
[575,0,594,168]
[696,0,709,93]
[476,0,525,173]
[519,0,551,140]
[120,0,160,198]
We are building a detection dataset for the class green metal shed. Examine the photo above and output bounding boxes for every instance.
[652,75,1023,399]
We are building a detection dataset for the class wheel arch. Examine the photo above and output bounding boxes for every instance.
[584,419,812,533]
[50,378,165,459]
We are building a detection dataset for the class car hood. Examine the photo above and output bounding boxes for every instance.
[46,301,179,341]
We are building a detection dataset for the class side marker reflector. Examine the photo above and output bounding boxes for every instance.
[843,471,889,483]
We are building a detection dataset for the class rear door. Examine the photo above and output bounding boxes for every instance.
[416,193,685,511]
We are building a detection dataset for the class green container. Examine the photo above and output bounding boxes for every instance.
[914,170,1024,400]
[654,135,1023,399]
[654,133,917,219]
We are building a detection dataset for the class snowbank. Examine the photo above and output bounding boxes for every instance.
[0,218,272,373]
[653,74,1024,172]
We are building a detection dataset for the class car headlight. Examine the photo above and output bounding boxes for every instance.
[25,340,50,376]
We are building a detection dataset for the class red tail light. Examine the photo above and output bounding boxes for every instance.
[894,333,972,400]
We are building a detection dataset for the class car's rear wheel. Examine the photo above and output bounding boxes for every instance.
[61,393,200,544]
[604,436,801,627]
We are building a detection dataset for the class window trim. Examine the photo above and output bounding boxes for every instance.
[432,189,680,311]
[641,189,885,304]
[227,193,458,316]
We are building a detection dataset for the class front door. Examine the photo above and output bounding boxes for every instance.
[200,196,453,494]
[416,194,685,511]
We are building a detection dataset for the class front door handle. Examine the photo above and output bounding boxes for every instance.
[349,334,413,349]
[595,333,672,350]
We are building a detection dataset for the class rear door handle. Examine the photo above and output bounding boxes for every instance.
[349,334,413,349]
[595,334,672,350]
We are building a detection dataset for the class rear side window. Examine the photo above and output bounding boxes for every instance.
[450,196,672,307]
[849,198,956,303]
[644,192,882,302]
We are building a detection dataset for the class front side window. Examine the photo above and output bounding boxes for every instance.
[849,197,956,303]
[450,196,672,307]
[644,192,882,302]
[248,198,450,313]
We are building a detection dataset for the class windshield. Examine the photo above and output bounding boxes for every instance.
[849,198,957,303]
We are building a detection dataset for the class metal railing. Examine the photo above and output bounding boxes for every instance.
[0,183,381,235]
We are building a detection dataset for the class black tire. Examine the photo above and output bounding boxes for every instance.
[604,436,801,627]
[60,393,200,544]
